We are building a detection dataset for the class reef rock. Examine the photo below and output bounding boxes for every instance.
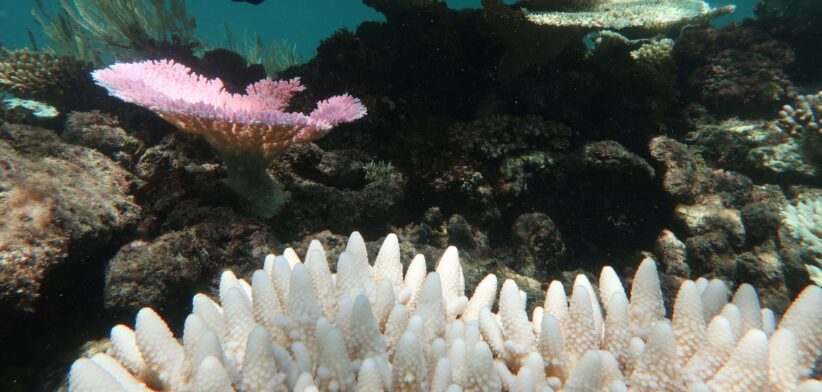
[650,136,807,310]
[0,122,141,312]
[511,212,566,280]
[62,111,145,168]
[271,143,406,238]
[104,202,277,313]
[675,23,794,118]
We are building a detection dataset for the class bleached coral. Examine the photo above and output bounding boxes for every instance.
[781,194,822,285]
[524,0,734,32]
[777,91,821,139]
[776,91,822,160]
[629,38,675,69]
[92,60,366,218]
[68,232,822,391]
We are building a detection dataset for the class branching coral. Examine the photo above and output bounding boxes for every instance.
[777,91,822,157]
[92,60,366,218]
[0,48,88,109]
[524,0,734,32]
[630,38,675,69]
[68,232,821,391]
[778,91,821,138]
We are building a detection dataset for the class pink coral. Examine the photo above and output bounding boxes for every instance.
[92,59,366,160]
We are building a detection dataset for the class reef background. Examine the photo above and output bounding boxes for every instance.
[0,0,820,391]
[2,0,756,58]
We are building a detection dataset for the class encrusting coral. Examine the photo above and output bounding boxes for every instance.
[92,59,366,218]
[67,232,821,391]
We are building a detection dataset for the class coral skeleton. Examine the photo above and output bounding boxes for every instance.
[524,0,734,31]
[67,232,822,391]
[92,60,366,218]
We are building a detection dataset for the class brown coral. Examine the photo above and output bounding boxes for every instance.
[0,48,88,106]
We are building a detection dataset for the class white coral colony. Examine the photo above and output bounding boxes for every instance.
[68,232,822,392]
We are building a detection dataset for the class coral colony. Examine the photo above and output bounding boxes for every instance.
[524,0,734,31]
[92,60,366,218]
[68,233,821,392]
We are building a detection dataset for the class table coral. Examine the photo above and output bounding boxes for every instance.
[524,0,734,32]
[92,60,366,218]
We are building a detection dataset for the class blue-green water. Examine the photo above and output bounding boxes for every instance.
[0,0,757,60]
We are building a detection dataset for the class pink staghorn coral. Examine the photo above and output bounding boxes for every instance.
[91,59,367,218]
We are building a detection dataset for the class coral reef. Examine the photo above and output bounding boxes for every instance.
[68,233,822,391]
[674,24,795,118]
[648,136,811,310]
[754,0,822,84]
[0,122,142,313]
[3,97,59,118]
[104,202,278,312]
[524,0,734,32]
[92,60,366,218]
[682,90,822,182]
[778,91,821,138]
[780,193,822,285]
[271,144,407,238]
[63,111,146,168]
[511,212,566,279]
[777,91,822,159]
[686,119,817,180]
[630,38,675,69]
[0,49,91,112]
[1,1,820,390]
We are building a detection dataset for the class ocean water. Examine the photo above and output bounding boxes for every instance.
[1,0,757,58]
